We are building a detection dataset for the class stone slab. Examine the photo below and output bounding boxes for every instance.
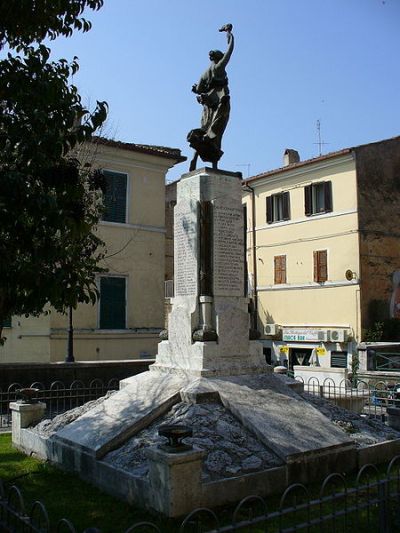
[208,374,355,461]
[358,438,400,467]
[54,371,188,458]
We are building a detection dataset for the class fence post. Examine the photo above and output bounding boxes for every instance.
[9,401,46,448]
[378,479,390,533]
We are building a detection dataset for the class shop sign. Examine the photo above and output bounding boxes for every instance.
[279,346,289,354]
[282,328,327,342]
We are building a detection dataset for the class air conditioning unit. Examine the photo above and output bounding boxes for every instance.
[265,324,279,336]
[328,329,347,342]
[317,330,328,342]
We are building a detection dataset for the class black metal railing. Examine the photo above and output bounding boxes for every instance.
[0,378,119,430]
[1,457,400,532]
[293,375,400,419]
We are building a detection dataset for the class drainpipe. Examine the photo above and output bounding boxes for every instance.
[242,183,258,328]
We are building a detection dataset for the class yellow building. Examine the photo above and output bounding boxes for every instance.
[0,138,185,363]
[243,136,400,375]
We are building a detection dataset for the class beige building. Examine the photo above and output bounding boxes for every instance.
[0,138,185,363]
[243,135,400,375]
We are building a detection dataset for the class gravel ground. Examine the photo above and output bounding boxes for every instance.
[301,391,400,446]
[31,377,400,481]
[31,391,115,437]
[103,401,284,481]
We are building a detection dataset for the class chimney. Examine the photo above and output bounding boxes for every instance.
[283,149,300,167]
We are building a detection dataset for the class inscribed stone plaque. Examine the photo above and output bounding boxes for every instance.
[174,200,198,296]
[213,203,244,296]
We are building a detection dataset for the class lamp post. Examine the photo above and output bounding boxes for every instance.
[65,305,75,363]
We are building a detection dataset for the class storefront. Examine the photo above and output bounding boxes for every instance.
[262,326,354,371]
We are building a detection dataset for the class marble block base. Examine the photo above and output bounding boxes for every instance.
[152,339,267,377]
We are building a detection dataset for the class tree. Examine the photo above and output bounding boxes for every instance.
[0,1,108,342]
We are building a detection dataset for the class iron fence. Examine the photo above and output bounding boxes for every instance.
[0,378,119,430]
[1,457,400,532]
[291,375,400,419]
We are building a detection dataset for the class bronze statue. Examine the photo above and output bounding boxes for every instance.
[187,24,234,171]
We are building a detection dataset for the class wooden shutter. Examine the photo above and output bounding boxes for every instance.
[324,181,332,212]
[102,171,127,223]
[2,316,11,328]
[282,192,290,220]
[274,255,286,284]
[331,351,348,368]
[304,185,312,216]
[314,250,327,282]
[100,277,126,329]
[266,196,273,223]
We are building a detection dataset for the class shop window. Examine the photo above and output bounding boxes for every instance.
[266,192,290,223]
[290,348,312,369]
[313,250,328,282]
[274,255,287,284]
[305,181,332,216]
[331,351,348,368]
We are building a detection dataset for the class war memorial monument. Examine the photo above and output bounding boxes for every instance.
[10,25,400,517]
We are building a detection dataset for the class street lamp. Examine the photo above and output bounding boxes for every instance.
[65,305,75,363]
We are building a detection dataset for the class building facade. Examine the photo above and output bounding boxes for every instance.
[243,136,400,376]
[0,138,185,363]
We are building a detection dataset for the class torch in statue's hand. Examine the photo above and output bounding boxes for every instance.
[218,23,233,33]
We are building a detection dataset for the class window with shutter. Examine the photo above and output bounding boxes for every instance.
[313,250,328,282]
[2,317,11,328]
[331,351,348,368]
[102,170,128,223]
[99,277,126,329]
[274,255,287,284]
[266,192,290,223]
[304,181,332,216]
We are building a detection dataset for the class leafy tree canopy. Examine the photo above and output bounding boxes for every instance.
[0,1,104,48]
[0,0,108,339]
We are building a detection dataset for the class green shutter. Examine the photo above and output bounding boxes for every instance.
[266,196,273,223]
[100,277,126,329]
[2,316,11,328]
[102,171,127,223]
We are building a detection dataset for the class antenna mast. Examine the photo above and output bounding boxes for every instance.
[314,119,329,156]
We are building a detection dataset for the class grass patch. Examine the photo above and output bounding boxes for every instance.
[0,433,178,532]
[1,433,399,532]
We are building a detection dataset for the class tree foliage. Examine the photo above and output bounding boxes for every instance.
[0,1,104,48]
[0,0,108,338]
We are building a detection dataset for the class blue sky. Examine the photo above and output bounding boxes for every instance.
[46,0,400,180]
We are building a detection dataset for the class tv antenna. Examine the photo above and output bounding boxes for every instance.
[314,119,329,156]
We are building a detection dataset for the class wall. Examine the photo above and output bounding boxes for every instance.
[245,154,361,340]
[0,359,153,390]
[0,314,51,364]
[355,136,400,334]
[1,141,179,363]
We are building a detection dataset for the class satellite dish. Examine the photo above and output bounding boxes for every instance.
[345,269,355,281]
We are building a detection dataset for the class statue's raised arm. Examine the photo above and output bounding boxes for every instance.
[217,24,234,69]
[187,24,234,171]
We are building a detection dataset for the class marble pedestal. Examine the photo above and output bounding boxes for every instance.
[152,167,266,377]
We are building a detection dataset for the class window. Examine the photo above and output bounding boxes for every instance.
[266,192,290,223]
[314,250,328,282]
[99,277,126,329]
[331,351,348,368]
[274,255,287,284]
[102,170,128,223]
[304,181,332,216]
